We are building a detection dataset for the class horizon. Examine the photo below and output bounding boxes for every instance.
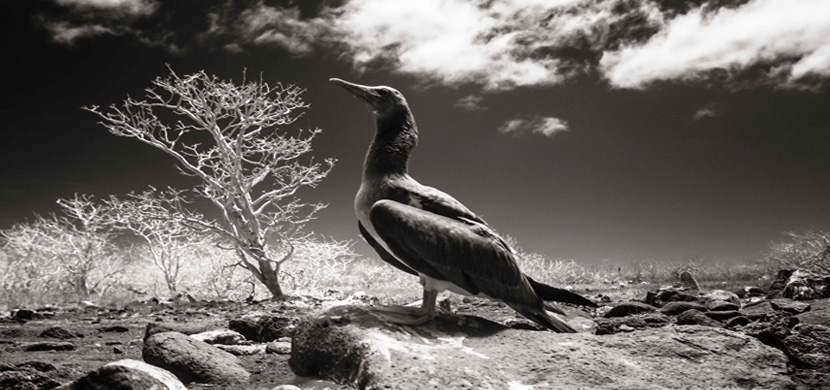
[2,0,829,265]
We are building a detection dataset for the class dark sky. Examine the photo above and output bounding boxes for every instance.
[2,0,829,264]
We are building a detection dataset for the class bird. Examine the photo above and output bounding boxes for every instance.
[330,78,597,332]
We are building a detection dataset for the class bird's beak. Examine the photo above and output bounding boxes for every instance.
[329,78,384,110]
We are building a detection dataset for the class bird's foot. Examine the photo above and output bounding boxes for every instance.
[370,305,436,325]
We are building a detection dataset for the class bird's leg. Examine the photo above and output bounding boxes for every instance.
[371,289,439,325]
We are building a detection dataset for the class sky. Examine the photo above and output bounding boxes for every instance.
[2,0,829,265]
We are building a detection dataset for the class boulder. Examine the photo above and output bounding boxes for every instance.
[143,331,250,384]
[782,324,830,369]
[229,314,295,342]
[603,302,656,318]
[704,310,742,321]
[214,344,266,356]
[645,288,699,307]
[677,270,700,291]
[290,305,793,389]
[676,309,722,328]
[659,301,707,316]
[58,359,186,390]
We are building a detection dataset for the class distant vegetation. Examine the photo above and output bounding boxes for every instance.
[1,66,827,310]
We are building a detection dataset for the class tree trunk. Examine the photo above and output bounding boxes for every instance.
[258,260,284,300]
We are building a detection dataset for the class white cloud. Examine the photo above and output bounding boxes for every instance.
[692,103,719,121]
[498,116,569,137]
[455,95,486,111]
[318,0,663,90]
[600,0,830,88]
[46,21,113,44]
[54,0,159,16]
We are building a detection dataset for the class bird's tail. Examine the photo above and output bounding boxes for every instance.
[527,276,598,308]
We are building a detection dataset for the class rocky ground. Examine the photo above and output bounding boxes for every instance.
[1,270,828,389]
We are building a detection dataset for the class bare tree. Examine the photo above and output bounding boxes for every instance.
[2,195,123,302]
[85,67,334,299]
[106,187,209,294]
[768,231,830,274]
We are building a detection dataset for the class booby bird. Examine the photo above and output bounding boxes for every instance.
[331,78,597,332]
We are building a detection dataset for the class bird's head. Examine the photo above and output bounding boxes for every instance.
[329,78,409,116]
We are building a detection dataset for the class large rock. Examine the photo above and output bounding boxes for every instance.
[782,324,830,369]
[142,331,250,384]
[290,306,794,390]
[796,298,830,326]
[659,301,707,316]
[58,359,186,390]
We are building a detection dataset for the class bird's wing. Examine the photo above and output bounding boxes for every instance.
[358,221,418,276]
[390,180,488,225]
[369,200,541,307]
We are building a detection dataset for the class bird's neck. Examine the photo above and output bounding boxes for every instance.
[364,109,418,179]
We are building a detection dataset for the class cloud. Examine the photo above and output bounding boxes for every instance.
[692,103,720,121]
[498,116,569,137]
[600,0,830,89]
[45,21,113,44]
[54,0,159,17]
[455,95,486,111]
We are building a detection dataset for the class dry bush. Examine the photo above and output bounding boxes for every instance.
[767,231,830,274]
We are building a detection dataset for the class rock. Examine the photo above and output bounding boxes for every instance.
[14,361,56,373]
[290,305,793,389]
[767,269,830,300]
[738,314,798,350]
[39,326,77,340]
[143,331,250,384]
[266,341,292,355]
[23,341,75,351]
[214,344,266,355]
[725,316,750,328]
[12,309,43,321]
[659,301,708,316]
[58,359,187,390]
[595,312,671,335]
[782,324,830,369]
[796,299,830,326]
[677,271,700,291]
[705,310,742,321]
[0,370,61,390]
[740,301,778,321]
[271,385,302,390]
[676,309,722,327]
[229,314,294,342]
[603,302,656,318]
[702,290,740,306]
[735,286,767,298]
[190,329,248,345]
[646,288,700,307]
[100,325,129,333]
[769,298,811,314]
[706,300,739,312]
[144,322,219,341]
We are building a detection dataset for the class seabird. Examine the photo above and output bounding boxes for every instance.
[330,78,597,332]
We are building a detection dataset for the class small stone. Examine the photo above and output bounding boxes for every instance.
[617,324,635,332]
[659,301,707,316]
[702,290,740,305]
[266,341,292,355]
[214,344,266,356]
[725,316,750,328]
[100,325,130,333]
[113,346,124,354]
[677,271,700,291]
[271,385,302,390]
[190,330,248,346]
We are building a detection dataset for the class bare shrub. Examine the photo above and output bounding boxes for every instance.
[767,230,830,274]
